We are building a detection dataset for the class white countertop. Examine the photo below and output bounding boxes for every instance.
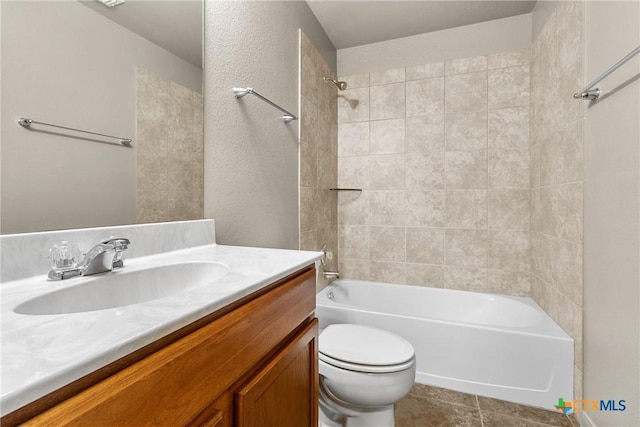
[0,243,322,416]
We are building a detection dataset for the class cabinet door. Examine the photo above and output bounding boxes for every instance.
[236,319,318,427]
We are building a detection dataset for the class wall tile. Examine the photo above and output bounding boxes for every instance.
[488,107,529,150]
[531,232,583,305]
[488,66,530,109]
[136,70,203,225]
[406,115,445,154]
[370,226,406,262]
[300,95,319,145]
[406,264,444,287]
[446,190,487,229]
[530,138,542,188]
[487,270,530,296]
[488,230,530,272]
[444,266,487,291]
[488,49,530,69]
[538,183,583,243]
[406,62,444,81]
[167,191,201,221]
[339,258,371,280]
[300,33,339,274]
[167,159,193,191]
[405,190,445,227]
[370,190,406,226]
[338,87,369,123]
[541,119,583,186]
[445,150,488,189]
[370,261,407,284]
[368,155,405,190]
[138,153,168,191]
[193,160,204,191]
[556,58,584,131]
[338,225,370,259]
[406,227,444,264]
[338,190,370,225]
[370,83,405,120]
[340,74,370,89]
[406,78,444,117]
[317,149,337,189]
[338,156,369,189]
[370,118,405,154]
[445,110,488,151]
[445,55,487,75]
[445,229,488,268]
[300,187,319,232]
[488,148,530,188]
[338,122,369,157]
[488,189,530,230]
[406,153,445,190]
[557,1,584,74]
[370,67,405,85]
[300,141,317,187]
[137,190,168,223]
[445,72,487,112]
[300,230,317,251]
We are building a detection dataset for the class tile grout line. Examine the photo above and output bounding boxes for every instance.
[476,394,486,427]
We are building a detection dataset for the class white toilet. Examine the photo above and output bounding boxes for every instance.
[318,324,416,427]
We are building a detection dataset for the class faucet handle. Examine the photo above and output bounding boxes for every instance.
[100,237,130,250]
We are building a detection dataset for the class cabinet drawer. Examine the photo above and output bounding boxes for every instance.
[24,267,316,426]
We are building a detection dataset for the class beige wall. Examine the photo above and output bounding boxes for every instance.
[337,14,532,77]
[529,0,585,405]
[336,50,532,292]
[136,68,204,224]
[0,1,201,234]
[203,1,335,249]
[299,31,338,291]
[583,2,640,426]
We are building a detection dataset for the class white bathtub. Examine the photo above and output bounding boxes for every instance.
[316,279,573,411]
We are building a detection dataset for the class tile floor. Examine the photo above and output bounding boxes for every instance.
[395,384,578,427]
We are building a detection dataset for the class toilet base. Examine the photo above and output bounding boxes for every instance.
[319,404,395,427]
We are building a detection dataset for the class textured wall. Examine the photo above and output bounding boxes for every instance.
[529,1,584,404]
[136,68,204,223]
[203,1,335,249]
[299,32,339,291]
[338,14,532,77]
[583,1,640,426]
[0,1,201,234]
[336,49,531,294]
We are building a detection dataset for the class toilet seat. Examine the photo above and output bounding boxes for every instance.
[320,352,415,374]
[319,324,415,374]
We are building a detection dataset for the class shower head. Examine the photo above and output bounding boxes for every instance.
[323,77,347,91]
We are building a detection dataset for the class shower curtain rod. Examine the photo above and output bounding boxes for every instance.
[573,45,640,100]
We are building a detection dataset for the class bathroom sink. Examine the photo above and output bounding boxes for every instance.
[14,262,230,315]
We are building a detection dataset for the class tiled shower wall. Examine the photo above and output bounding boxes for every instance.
[299,32,339,290]
[136,68,204,223]
[530,2,584,400]
[337,50,531,295]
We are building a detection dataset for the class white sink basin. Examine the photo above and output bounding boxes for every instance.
[14,262,230,315]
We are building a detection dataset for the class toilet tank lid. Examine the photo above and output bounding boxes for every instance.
[319,324,414,366]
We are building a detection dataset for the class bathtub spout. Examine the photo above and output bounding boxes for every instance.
[323,271,340,279]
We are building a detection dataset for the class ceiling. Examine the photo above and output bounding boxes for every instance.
[307,1,537,49]
[80,0,202,69]
[77,0,536,67]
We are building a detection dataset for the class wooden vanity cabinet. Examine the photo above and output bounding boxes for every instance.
[13,267,318,427]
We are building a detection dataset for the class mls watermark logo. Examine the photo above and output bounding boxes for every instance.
[555,397,626,415]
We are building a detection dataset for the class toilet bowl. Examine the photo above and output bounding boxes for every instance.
[318,324,416,427]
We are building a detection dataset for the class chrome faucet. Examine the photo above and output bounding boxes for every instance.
[48,237,130,280]
[323,271,340,279]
